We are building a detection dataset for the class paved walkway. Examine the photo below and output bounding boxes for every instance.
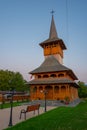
[0,105,56,130]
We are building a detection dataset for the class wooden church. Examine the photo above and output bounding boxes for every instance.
[28,14,79,102]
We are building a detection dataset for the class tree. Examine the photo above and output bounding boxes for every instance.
[0,69,28,91]
[78,81,87,98]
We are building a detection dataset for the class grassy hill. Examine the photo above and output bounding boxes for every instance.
[5,100,87,130]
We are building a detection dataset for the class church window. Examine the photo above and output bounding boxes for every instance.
[50,74,56,77]
[53,45,56,47]
[33,86,37,92]
[45,86,52,91]
[61,86,66,92]
[43,75,49,78]
[39,86,43,91]
[46,45,49,48]
[58,73,64,77]
[54,86,59,93]
[38,75,41,78]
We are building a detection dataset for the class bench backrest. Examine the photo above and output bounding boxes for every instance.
[26,104,40,112]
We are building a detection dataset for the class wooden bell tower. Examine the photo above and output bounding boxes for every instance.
[28,12,79,102]
[39,14,66,64]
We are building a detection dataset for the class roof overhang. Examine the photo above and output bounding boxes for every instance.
[39,38,67,50]
[27,78,79,88]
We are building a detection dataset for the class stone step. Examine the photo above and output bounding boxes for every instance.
[22,98,81,107]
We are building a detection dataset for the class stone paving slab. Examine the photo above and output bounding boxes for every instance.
[0,105,56,130]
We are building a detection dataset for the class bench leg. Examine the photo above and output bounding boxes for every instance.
[20,111,26,120]
[19,111,22,119]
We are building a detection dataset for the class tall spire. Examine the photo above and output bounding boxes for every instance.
[49,11,58,39]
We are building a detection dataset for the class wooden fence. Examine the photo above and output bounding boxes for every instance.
[0,95,30,102]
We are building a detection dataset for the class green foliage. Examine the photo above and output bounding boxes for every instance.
[0,69,28,91]
[78,81,87,98]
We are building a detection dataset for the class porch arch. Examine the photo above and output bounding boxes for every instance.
[45,86,53,99]
[50,74,56,78]
[54,86,59,93]
[43,75,49,78]
[58,73,64,77]
[39,86,43,92]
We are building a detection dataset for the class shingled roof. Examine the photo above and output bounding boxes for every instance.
[28,78,79,88]
[29,55,78,79]
[30,55,67,73]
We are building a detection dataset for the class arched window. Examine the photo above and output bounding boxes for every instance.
[61,86,66,92]
[58,73,64,77]
[50,74,56,78]
[38,75,41,78]
[45,86,52,92]
[33,86,37,92]
[39,86,43,91]
[43,75,49,78]
[54,86,59,93]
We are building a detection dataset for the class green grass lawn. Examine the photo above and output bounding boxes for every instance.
[5,100,87,130]
[0,100,29,109]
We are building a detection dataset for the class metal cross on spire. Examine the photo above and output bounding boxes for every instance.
[51,10,55,15]
[49,10,58,39]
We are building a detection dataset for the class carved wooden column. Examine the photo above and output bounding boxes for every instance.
[37,86,39,98]
[32,86,34,100]
[65,85,67,95]
[37,86,39,93]
[52,85,55,100]
[66,85,69,95]
[59,85,61,99]
[68,85,70,99]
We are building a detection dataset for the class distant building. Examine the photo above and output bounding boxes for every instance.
[28,14,79,101]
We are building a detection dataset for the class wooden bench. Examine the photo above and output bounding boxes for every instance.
[20,104,40,120]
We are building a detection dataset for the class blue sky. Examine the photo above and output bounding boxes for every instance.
[0,0,87,83]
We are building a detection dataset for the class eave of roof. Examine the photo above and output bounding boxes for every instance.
[30,66,69,74]
[29,55,78,79]
[27,78,79,88]
[39,38,67,50]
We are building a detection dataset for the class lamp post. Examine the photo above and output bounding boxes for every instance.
[44,90,47,112]
[41,90,47,112]
[8,90,14,127]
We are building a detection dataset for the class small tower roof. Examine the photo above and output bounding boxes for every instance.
[39,13,67,50]
[49,14,58,39]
